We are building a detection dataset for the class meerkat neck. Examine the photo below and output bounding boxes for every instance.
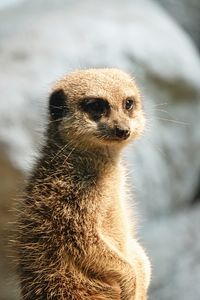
[38,138,121,181]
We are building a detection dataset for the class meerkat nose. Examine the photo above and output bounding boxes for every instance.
[115,126,130,140]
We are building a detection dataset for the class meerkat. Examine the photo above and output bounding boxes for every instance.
[16,68,151,300]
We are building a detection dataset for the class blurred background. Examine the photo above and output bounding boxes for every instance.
[0,0,200,299]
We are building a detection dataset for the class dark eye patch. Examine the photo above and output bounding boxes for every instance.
[80,98,110,121]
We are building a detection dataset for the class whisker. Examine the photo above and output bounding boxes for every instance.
[62,145,77,165]
[50,143,70,162]
[156,117,191,126]
[150,102,169,108]
[149,108,171,115]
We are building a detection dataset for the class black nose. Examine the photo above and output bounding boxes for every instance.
[115,126,130,140]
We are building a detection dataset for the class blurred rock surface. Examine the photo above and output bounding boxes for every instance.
[157,0,200,50]
[0,0,200,299]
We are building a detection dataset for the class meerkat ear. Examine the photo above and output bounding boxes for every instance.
[49,89,69,120]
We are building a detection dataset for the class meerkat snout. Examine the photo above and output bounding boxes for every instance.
[115,126,130,140]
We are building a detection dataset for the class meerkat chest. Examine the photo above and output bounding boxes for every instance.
[99,167,131,253]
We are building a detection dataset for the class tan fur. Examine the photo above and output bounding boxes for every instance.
[16,68,151,300]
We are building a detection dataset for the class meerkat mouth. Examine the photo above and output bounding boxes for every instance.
[99,134,131,144]
[98,126,131,143]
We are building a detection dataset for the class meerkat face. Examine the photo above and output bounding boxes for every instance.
[49,69,145,149]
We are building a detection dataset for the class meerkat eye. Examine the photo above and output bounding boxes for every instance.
[81,98,110,121]
[124,98,135,111]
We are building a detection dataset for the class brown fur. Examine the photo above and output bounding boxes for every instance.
[16,69,151,300]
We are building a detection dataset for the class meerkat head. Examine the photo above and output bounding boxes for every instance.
[48,69,145,150]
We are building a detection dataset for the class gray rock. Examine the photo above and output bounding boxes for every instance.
[157,0,200,50]
[143,206,200,300]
